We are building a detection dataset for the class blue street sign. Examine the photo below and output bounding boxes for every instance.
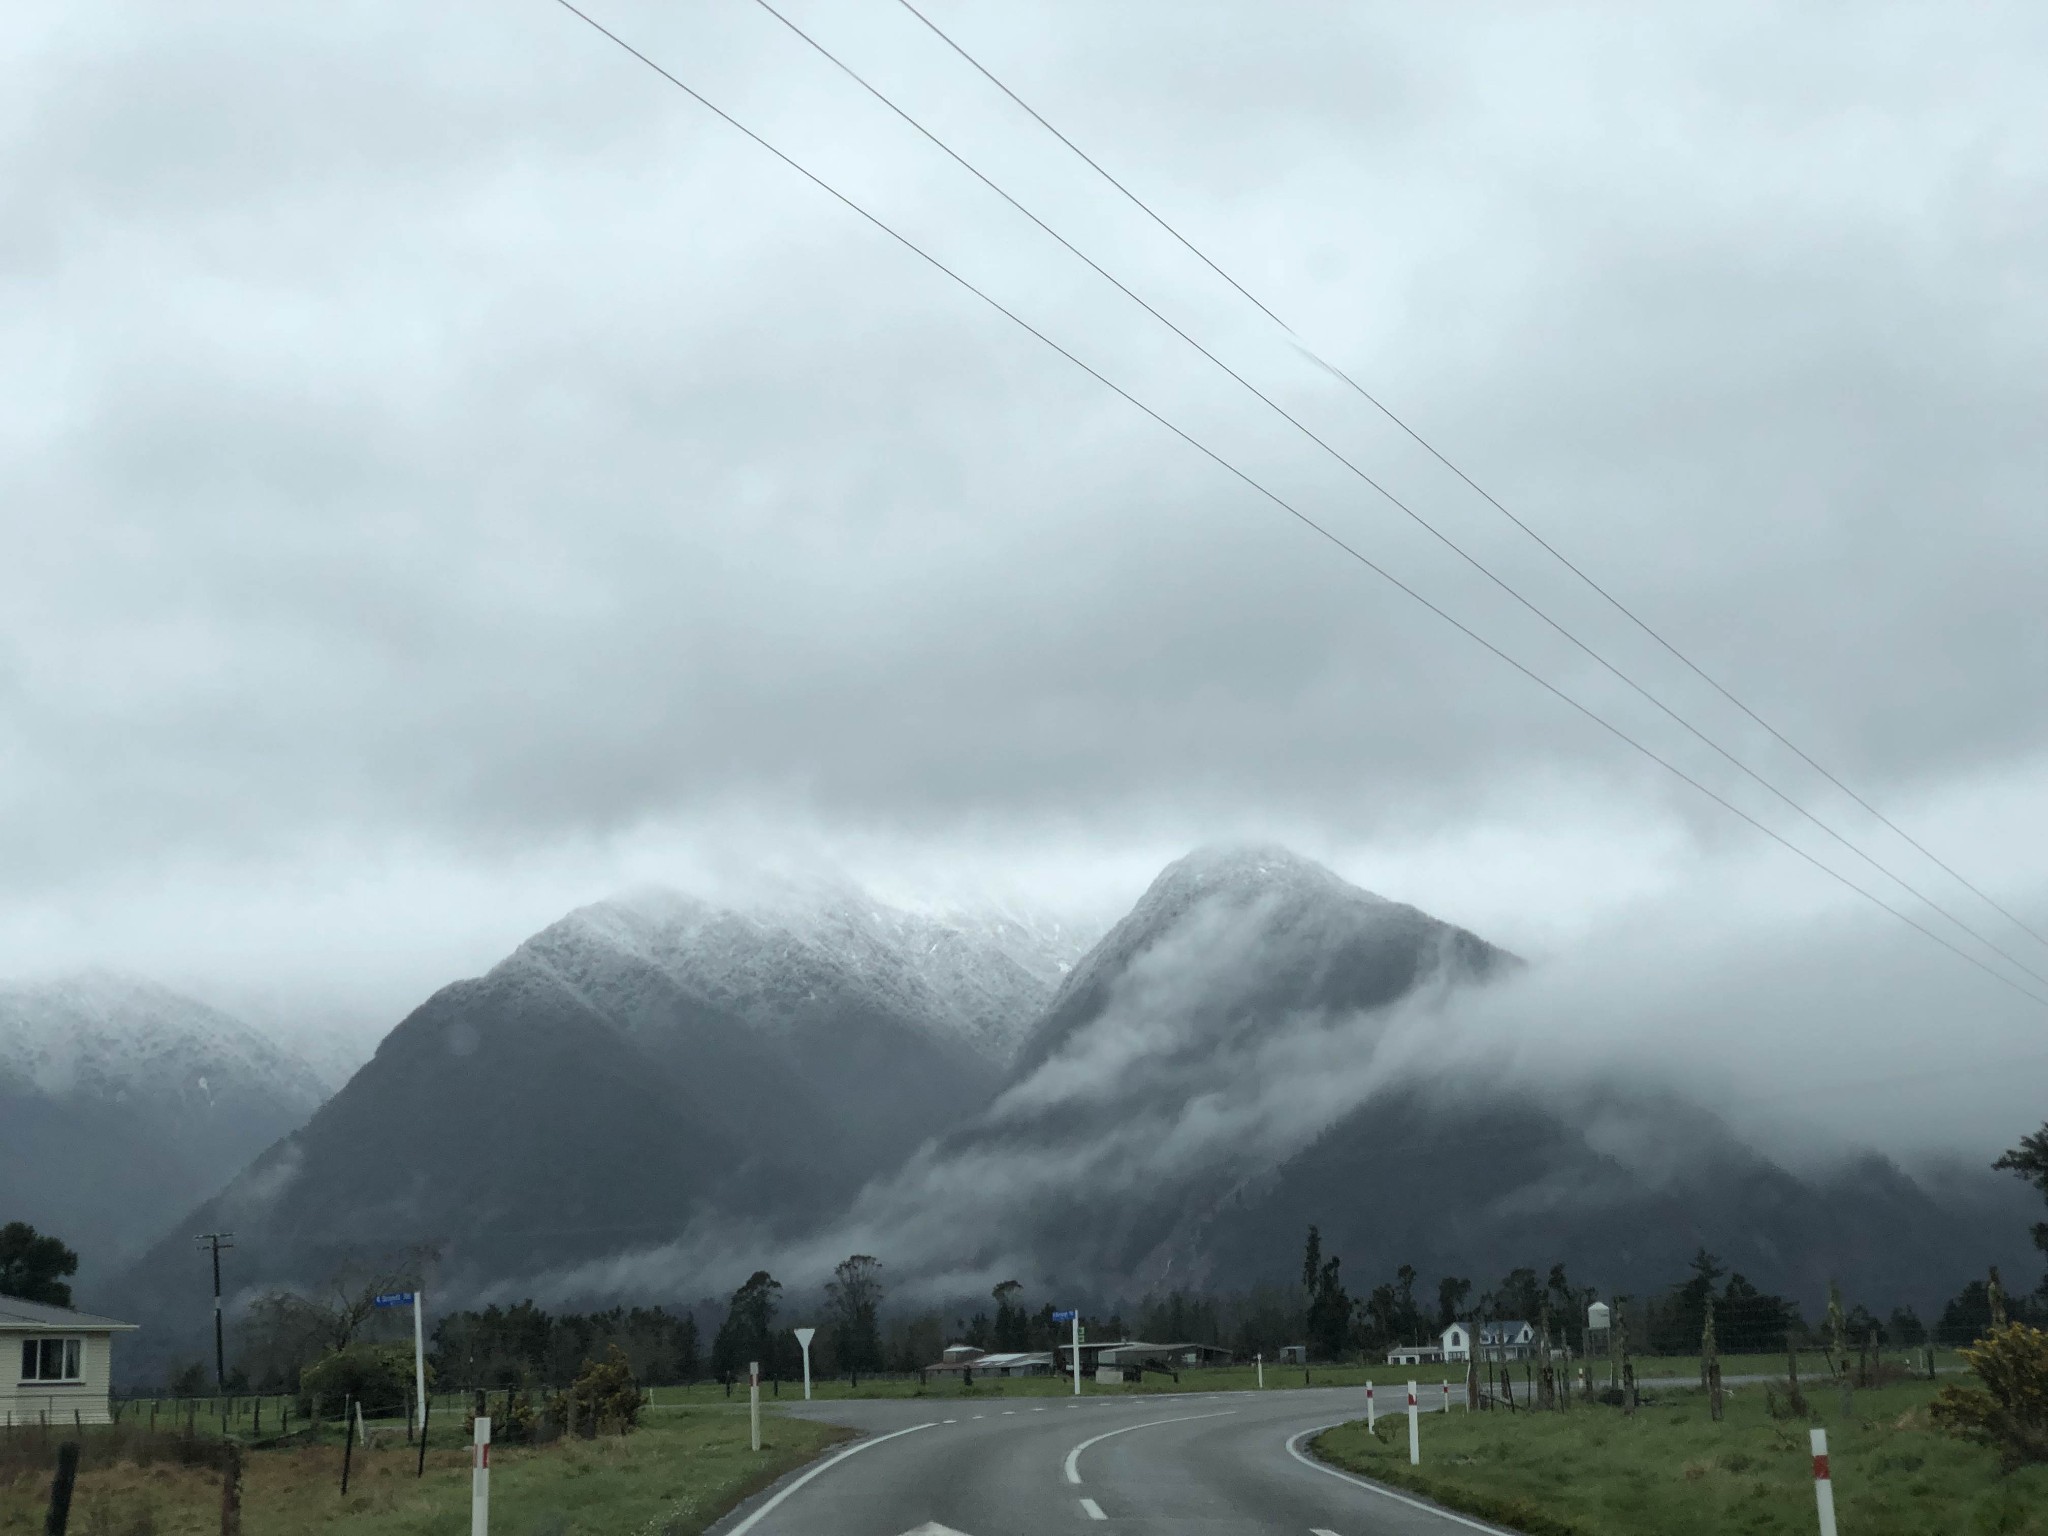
[373,1291,416,1308]
[1051,1310,1076,1322]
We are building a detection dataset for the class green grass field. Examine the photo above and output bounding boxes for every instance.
[641,1349,1962,1407]
[1314,1376,2047,1536]
[0,1406,848,1536]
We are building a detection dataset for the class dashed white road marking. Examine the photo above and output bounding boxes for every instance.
[1079,1498,1107,1520]
[972,1414,986,1420]
[1312,1528,1343,1535]
[1062,1409,1238,1484]
[1001,1410,1016,1415]
[942,1418,958,1424]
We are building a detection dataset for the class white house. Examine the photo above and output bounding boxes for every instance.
[1440,1320,1539,1362]
[2,1296,138,1427]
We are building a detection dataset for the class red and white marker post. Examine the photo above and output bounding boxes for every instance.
[1811,1427,1837,1536]
[1407,1381,1420,1465]
[749,1361,761,1453]
[470,1415,491,1536]
[1365,1379,1376,1430]
[1441,1380,1450,1413]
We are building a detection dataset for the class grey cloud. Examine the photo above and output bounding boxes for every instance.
[1,0,2045,1047]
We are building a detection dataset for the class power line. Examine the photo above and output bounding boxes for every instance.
[740,0,2048,994]
[890,0,2048,961]
[545,0,2048,1012]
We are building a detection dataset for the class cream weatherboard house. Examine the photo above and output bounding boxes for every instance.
[2,1296,138,1426]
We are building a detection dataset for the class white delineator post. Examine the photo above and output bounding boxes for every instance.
[1365,1380,1376,1430]
[1811,1427,1837,1536]
[794,1329,815,1402]
[1407,1381,1420,1465]
[1256,1353,1264,1389]
[1072,1313,1081,1396]
[470,1415,490,1536]
[413,1290,428,1432]
[1441,1380,1450,1413]
[749,1362,761,1453]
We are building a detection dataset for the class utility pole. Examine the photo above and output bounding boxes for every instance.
[195,1233,234,1391]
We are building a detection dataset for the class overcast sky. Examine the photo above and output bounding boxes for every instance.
[4,2,2045,1126]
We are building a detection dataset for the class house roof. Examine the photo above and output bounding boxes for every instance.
[0,1295,138,1332]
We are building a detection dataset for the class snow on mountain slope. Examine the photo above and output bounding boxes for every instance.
[0,970,328,1108]
[0,972,328,1279]
[519,875,1083,1064]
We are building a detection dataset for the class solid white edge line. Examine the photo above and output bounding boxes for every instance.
[721,1420,938,1536]
[1284,1424,1517,1535]
[1062,1408,1238,1484]
[1079,1497,1107,1520]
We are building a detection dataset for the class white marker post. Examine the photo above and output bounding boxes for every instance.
[470,1415,490,1536]
[749,1361,761,1453]
[1365,1380,1376,1430]
[1407,1381,1420,1465]
[373,1289,429,1433]
[1441,1380,1450,1413]
[793,1329,816,1402]
[1054,1311,1081,1395]
[413,1290,428,1431]
[1256,1353,1264,1390]
[1811,1427,1837,1536]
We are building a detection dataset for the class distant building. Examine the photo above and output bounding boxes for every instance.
[2,1296,138,1427]
[1276,1345,1307,1365]
[1440,1320,1538,1362]
[924,1346,1054,1378]
[1087,1341,1233,1381]
[1385,1341,1446,1365]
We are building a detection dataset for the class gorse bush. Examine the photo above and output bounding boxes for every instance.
[1930,1322,2048,1469]
[546,1346,643,1437]
[297,1342,423,1419]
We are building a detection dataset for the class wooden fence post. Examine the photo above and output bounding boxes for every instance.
[44,1442,80,1536]
[219,1441,242,1536]
[339,1397,355,1496]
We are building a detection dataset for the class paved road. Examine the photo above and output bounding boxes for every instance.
[708,1387,1512,1536]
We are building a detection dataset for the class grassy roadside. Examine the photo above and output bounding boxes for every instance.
[1312,1378,2047,1535]
[0,1407,850,1536]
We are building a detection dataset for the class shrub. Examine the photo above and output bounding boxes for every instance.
[545,1346,643,1437]
[1929,1322,2048,1469]
[298,1342,423,1420]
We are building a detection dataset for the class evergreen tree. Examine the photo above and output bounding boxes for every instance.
[1436,1276,1472,1330]
[827,1255,884,1382]
[0,1223,78,1307]
[1993,1122,2048,1293]
[712,1271,782,1383]
[991,1280,1028,1352]
[1300,1231,1351,1362]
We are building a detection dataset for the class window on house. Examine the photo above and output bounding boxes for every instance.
[17,1338,84,1382]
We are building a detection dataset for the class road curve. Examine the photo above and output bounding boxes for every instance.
[708,1387,1518,1536]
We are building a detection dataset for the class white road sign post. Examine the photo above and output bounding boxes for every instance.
[749,1361,761,1453]
[1365,1379,1376,1430]
[373,1289,428,1432]
[1407,1381,1420,1465]
[1053,1311,1081,1395]
[794,1328,816,1401]
[470,1415,490,1536]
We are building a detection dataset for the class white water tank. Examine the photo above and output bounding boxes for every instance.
[1587,1301,1611,1333]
